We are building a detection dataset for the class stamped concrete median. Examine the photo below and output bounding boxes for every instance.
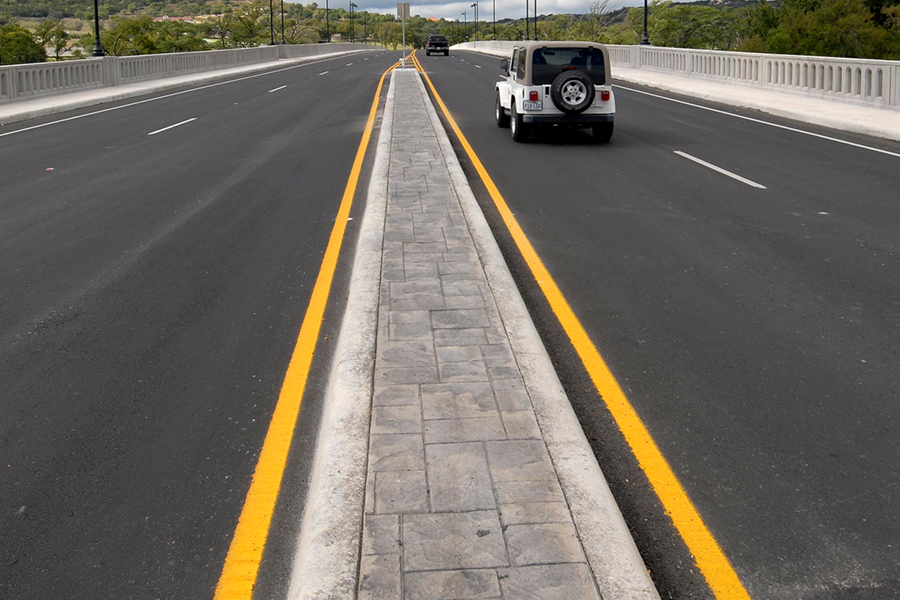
[288,67,659,599]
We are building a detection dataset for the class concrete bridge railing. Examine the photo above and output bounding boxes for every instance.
[454,41,900,110]
[0,43,377,103]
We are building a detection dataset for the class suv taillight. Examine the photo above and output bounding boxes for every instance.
[600,90,610,101]
[529,91,539,101]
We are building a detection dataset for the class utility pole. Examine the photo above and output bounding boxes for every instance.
[398,3,409,66]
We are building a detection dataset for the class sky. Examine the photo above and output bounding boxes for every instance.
[345,0,647,23]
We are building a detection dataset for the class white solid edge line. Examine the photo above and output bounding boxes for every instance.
[286,71,394,600]
[414,72,661,599]
[268,85,287,93]
[147,117,197,136]
[615,84,900,159]
[674,150,767,189]
[0,52,369,139]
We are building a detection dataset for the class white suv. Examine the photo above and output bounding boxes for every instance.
[495,41,616,143]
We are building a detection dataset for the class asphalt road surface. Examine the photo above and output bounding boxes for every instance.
[0,50,399,600]
[418,50,900,600]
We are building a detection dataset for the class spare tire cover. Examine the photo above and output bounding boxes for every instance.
[550,70,595,115]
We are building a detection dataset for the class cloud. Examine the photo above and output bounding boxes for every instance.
[356,0,647,21]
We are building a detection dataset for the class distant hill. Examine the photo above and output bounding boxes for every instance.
[0,0,227,20]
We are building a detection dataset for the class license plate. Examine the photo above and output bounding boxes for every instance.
[522,100,542,111]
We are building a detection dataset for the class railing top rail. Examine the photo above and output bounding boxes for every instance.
[0,57,104,72]
[116,46,272,61]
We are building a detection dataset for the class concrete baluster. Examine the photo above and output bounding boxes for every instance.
[0,69,18,100]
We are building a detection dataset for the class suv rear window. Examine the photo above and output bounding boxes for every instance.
[429,36,447,41]
[531,47,606,85]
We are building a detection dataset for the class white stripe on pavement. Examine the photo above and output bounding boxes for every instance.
[268,85,287,93]
[147,117,197,136]
[674,151,767,189]
[318,71,330,75]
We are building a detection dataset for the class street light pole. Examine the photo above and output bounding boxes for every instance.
[471,2,477,43]
[91,0,104,56]
[533,0,537,41]
[268,0,276,44]
[349,2,355,43]
[326,0,330,42]
[492,0,496,40]
[280,0,286,44]
[462,11,466,41]
[525,0,529,40]
[641,0,650,44]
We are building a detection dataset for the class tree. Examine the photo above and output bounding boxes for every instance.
[207,14,234,48]
[231,1,267,47]
[767,0,892,57]
[35,18,71,59]
[0,21,46,64]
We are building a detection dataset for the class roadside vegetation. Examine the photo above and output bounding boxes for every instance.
[2,0,899,65]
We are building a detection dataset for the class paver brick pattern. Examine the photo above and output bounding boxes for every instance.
[358,70,601,600]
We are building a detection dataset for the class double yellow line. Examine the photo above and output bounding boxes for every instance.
[411,52,751,600]
[213,60,398,600]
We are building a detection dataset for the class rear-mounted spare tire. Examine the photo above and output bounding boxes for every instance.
[550,70,595,115]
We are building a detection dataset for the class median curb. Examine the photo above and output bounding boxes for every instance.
[0,49,377,127]
[287,64,659,598]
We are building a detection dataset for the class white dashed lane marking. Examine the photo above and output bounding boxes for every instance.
[148,117,197,136]
[674,151,767,189]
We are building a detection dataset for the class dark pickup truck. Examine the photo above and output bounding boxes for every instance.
[425,35,450,56]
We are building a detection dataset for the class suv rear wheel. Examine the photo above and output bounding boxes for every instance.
[495,93,510,128]
[550,71,595,115]
[510,100,529,142]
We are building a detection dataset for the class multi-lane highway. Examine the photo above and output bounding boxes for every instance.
[2,45,899,600]
[417,50,900,599]
[0,51,399,600]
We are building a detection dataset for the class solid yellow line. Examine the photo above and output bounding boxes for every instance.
[213,63,395,600]
[412,55,751,600]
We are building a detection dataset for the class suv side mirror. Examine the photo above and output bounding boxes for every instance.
[500,59,508,73]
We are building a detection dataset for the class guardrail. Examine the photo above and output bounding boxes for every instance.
[454,41,900,110]
[0,43,378,103]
